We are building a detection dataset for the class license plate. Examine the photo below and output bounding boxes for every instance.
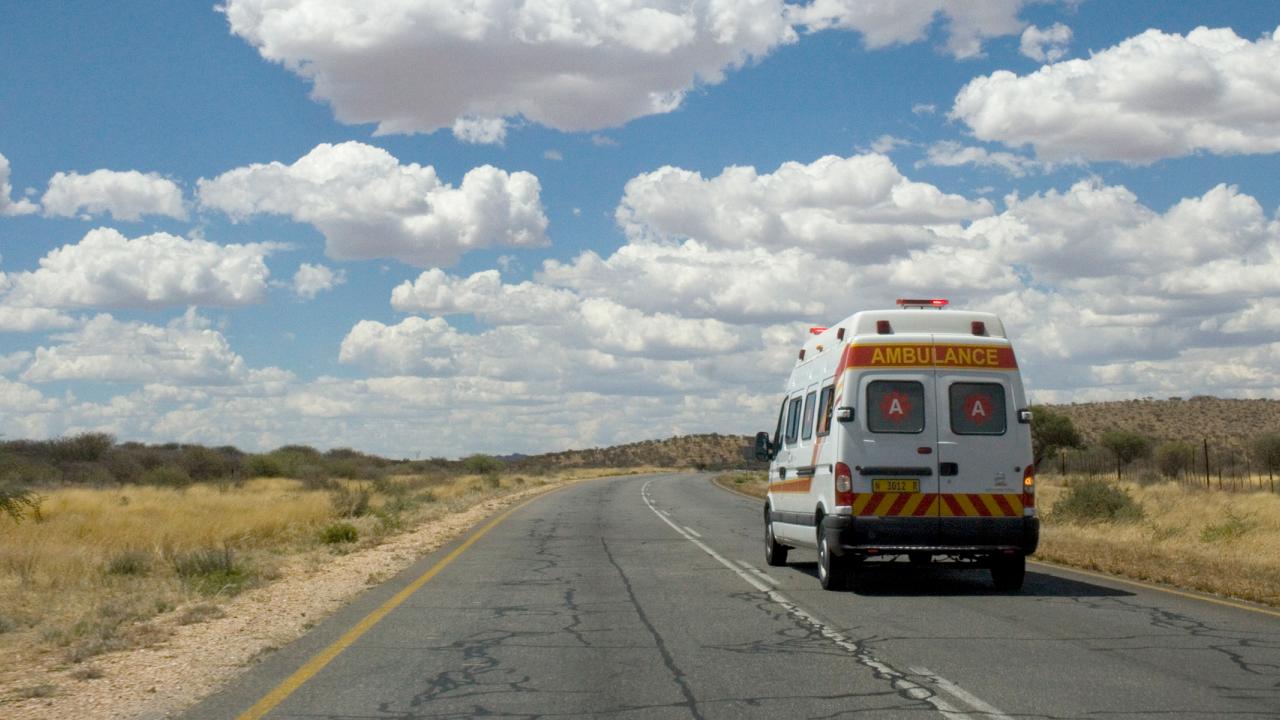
[873,479,920,493]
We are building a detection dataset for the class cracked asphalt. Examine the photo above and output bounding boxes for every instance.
[185,472,1280,719]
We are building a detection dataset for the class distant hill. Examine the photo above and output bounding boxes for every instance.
[511,433,761,472]
[1045,397,1280,450]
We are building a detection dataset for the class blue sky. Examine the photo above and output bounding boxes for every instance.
[2,1,1278,456]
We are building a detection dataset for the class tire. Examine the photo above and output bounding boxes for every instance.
[764,507,789,566]
[908,552,931,565]
[817,527,849,591]
[991,554,1025,591]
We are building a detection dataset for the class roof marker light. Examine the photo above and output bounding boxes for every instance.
[896,298,949,309]
[876,320,892,334]
[971,321,986,336]
[836,328,845,340]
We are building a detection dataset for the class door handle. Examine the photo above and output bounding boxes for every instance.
[940,462,958,476]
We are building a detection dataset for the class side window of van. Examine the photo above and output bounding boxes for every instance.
[866,380,925,434]
[949,382,1007,435]
[815,385,835,437]
[801,391,817,440]
[785,396,803,445]
[772,398,786,449]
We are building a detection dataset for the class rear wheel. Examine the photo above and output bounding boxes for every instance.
[817,529,850,591]
[764,507,788,566]
[991,554,1025,591]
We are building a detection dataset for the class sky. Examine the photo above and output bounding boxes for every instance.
[1,1,1279,458]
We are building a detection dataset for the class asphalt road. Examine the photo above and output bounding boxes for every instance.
[187,472,1280,719]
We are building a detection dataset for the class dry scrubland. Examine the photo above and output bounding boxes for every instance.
[0,466,647,708]
[714,471,1280,607]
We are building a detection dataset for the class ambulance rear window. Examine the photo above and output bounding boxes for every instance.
[867,381,925,434]
[949,382,1006,435]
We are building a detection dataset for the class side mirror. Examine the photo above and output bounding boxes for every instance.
[753,431,772,461]
[1017,408,1032,424]
[835,406,855,423]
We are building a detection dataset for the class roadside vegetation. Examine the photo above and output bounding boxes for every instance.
[0,434,659,704]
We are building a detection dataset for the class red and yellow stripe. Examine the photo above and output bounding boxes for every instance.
[769,477,812,494]
[850,493,1024,517]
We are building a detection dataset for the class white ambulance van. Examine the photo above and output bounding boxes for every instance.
[753,299,1037,591]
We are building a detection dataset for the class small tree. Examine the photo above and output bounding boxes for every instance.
[0,482,41,523]
[1099,430,1151,481]
[1154,441,1194,479]
[1029,405,1083,469]
[462,454,504,475]
[1252,432,1280,492]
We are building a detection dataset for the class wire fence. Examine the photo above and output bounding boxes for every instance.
[1039,440,1278,493]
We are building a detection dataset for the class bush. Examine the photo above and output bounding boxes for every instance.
[180,445,242,481]
[170,546,253,596]
[329,484,370,518]
[51,433,115,463]
[1,481,43,523]
[105,550,152,577]
[141,465,192,488]
[462,454,504,475]
[1154,441,1194,478]
[1200,510,1256,543]
[1051,478,1144,523]
[320,522,359,544]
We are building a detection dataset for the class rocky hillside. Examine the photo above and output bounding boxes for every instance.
[1048,397,1280,450]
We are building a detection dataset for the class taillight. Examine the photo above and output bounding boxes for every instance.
[1022,465,1035,509]
[835,462,854,506]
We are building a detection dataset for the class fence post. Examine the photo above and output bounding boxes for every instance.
[1203,438,1210,488]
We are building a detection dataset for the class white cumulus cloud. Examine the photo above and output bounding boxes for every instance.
[452,116,508,145]
[0,152,38,216]
[954,26,1280,162]
[1019,22,1071,62]
[41,169,187,221]
[616,153,992,260]
[292,263,346,299]
[198,142,549,267]
[221,0,797,136]
[918,141,1043,177]
[21,310,248,385]
[2,228,274,309]
[790,0,1026,59]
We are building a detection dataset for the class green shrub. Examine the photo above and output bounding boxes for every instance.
[141,465,192,488]
[1,481,43,523]
[170,546,253,596]
[180,445,242,481]
[105,550,152,577]
[462,454,504,475]
[246,453,286,478]
[1154,441,1195,478]
[329,485,370,518]
[51,433,115,463]
[1051,478,1144,523]
[319,522,359,544]
[1200,511,1256,543]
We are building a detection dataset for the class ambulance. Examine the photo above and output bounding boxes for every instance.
[753,299,1037,591]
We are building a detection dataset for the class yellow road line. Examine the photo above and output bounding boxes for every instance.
[1029,560,1280,619]
[237,488,562,720]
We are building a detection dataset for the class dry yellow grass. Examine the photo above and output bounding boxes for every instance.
[715,471,1280,606]
[1037,476,1280,606]
[0,466,659,686]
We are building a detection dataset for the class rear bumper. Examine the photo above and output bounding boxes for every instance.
[823,515,1039,557]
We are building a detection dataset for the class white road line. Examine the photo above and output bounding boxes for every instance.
[682,526,702,538]
[910,667,1014,720]
[640,480,991,720]
[735,560,780,586]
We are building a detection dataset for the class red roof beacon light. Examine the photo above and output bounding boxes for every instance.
[809,326,828,335]
[896,298,949,309]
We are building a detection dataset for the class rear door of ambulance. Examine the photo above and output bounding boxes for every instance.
[850,340,940,546]
[932,338,1024,546]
